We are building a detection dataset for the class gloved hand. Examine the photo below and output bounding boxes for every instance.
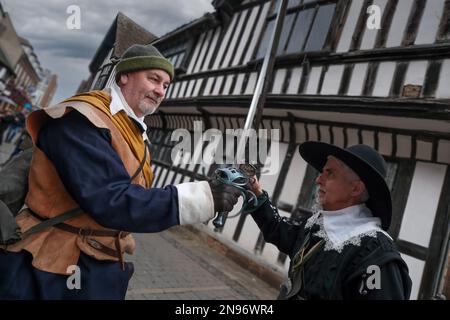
[208,179,241,213]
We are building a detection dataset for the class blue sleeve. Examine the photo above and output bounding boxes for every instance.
[36,110,180,233]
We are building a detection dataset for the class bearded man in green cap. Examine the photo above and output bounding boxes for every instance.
[0,44,240,300]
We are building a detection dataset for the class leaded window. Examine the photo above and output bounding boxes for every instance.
[256,0,337,59]
[161,41,190,70]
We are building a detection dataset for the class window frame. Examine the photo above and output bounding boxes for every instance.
[254,0,340,60]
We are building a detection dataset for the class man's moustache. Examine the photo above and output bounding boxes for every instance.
[145,94,161,103]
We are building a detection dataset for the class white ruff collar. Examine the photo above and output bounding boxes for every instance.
[305,204,392,253]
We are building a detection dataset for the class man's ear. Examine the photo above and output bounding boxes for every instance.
[119,73,129,86]
[351,180,365,198]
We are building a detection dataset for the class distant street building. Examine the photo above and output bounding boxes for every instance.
[0,2,54,111]
[33,69,57,108]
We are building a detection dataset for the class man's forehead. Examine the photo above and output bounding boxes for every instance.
[144,69,171,82]
[325,156,342,168]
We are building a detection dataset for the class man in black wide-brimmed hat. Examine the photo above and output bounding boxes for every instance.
[247,142,412,300]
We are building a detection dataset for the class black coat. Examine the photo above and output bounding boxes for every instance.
[250,195,412,300]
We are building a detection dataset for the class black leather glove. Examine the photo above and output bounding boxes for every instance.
[208,179,241,213]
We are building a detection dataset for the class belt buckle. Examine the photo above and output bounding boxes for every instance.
[87,238,103,250]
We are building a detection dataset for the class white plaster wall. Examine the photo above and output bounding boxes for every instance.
[319,125,331,144]
[187,32,205,74]
[378,132,393,157]
[436,59,450,99]
[347,63,369,96]
[178,81,187,98]
[184,80,195,98]
[193,30,213,73]
[259,142,288,195]
[321,65,345,95]
[306,124,318,141]
[243,2,271,64]
[286,67,302,94]
[212,14,238,69]
[233,73,246,95]
[362,130,375,148]
[401,254,425,300]
[278,150,308,205]
[396,135,412,158]
[305,67,322,94]
[222,75,234,95]
[359,0,388,50]
[202,28,221,72]
[166,81,174,99]
[233,6,259,66]
[203,77,215,96]
[271,69,287,94]
[372,61,396,96]
[336,0,365,52]
[156,168,167,187]
[165,170,175,186]
[399,162,447,248]
[222,9,247,68]
[211,76,224,95]
[385,0,414,47]
[238,213,263,253]
[415,0,445,45]
[171,82,180,98]
[416,140,433,161]
[347,128,359,146]
[192,79,204,97]
[403,61,428,88]
[244,72,258,95]
[332,127,345,148]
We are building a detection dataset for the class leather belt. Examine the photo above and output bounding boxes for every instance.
[28,209,127,270]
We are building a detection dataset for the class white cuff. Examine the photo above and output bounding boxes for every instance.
[176,181,215,225]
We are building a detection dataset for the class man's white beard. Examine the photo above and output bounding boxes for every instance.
[138,100,158,116]
[311,188,323,214]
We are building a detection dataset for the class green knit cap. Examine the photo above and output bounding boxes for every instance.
[115,44,174,82]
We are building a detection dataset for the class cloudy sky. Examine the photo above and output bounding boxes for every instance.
[2,0,214,104]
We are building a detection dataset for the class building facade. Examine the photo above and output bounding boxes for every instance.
[33,70,57,108]
[90,0,450,300]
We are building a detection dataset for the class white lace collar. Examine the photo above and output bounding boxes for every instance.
[107,83,148,140]
[305,204,392,253]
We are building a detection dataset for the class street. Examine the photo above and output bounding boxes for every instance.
[126,227,278,300]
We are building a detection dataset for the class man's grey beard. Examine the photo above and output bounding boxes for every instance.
[311,188,323,214]
[138,100,158,116]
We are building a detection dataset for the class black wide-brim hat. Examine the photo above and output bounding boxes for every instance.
[299,142,392,231]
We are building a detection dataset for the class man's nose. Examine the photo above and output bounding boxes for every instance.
[315,174,323,185]
[153,84,165,98]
